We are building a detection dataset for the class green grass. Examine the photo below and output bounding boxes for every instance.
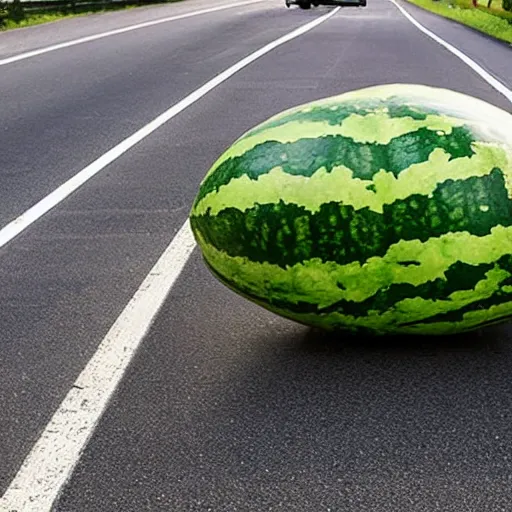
[405,0,512,43]
[2,10,112,30]
[0,1,178,31]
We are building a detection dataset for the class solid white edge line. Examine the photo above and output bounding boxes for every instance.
[0,7,340,511]
[388,0,512,105]
[0,6,340,251]
[0,0,266,67]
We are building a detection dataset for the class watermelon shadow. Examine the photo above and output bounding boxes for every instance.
[175,318,512,509]
[295,323,509,356]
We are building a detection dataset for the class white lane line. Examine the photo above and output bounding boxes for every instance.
[0,7,340,512]
[388,0,512,105]
[0,6,340,252]
[0,221,197,511]
[0,0,266,67]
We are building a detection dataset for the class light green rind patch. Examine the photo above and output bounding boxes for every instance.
[205,113,465,176]
[193,143,511,217]
[306,85,512,146]
[332,111,463,144]
[194,225,512,310]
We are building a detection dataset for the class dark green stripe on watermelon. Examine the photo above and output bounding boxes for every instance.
[196,125,476,204]
[245,100,433,137]
[322,260,495,316]
[399,256,512,327]
[191,168,511,268]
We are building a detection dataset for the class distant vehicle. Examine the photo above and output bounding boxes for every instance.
[285,0,366,8]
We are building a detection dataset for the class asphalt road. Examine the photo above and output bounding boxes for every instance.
[1,0,512,510]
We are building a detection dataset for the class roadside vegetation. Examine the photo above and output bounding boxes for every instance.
[405,0,512,43]
[0,0,180,30]
[1,0,511,42]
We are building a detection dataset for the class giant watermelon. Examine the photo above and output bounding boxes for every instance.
[190,84,512,335]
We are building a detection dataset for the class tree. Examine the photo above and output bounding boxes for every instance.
[0,2,7,27]
[504,0,512,10]
[7,0,25,22]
